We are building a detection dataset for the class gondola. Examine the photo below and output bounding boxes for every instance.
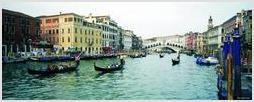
[172,59,180,65]
[94,59,125,73]
[28,54,81,75]
[159,54,164,58]
[141,53,147,57]
[172,53,180,65]
[129,54,142,58]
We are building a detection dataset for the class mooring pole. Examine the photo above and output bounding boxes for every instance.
[227,47,233,100]
[232,27,241,99]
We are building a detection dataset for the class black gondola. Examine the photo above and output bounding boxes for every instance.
[159,54,164,58]
[28,53,81,75]
[141,53,147,57]
[172,59,180,65]
[94,59,125,73]
[129,54,142,58]
[172,53,180,65]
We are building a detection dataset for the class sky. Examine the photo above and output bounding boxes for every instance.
[2,2,253,39]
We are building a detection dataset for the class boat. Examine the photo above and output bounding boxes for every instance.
[129,54,142,58]
[186,53,193,56]
[94,59,125,73]
[194,54,202,58]
[196,56,219,66]
[172,58,180,65]
[29,57,39,61]
[172,53,180,65]
[57,56,75,61]
[2,56,28,64]
[159,54,164,58]
[28,54,81,75]
[141,53,147,57]
[38,56,57,62]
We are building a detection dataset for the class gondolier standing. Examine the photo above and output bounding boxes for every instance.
[75,52,82,65]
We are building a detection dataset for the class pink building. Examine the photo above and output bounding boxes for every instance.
[185,32,198,50]
[37,15,60,45]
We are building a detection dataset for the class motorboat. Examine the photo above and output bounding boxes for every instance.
[196,56,219,65]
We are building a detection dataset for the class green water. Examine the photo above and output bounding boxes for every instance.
[2,54,218,100]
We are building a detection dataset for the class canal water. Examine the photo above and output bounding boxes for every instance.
[2,54,218,100]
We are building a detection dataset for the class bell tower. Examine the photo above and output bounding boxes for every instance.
[208,16,213,30]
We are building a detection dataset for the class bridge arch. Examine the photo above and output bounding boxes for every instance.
[144,43,184,52]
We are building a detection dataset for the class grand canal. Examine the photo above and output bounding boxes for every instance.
[2,54,218,100]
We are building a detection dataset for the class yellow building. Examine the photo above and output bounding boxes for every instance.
[39,13,103,55]
[196,33,205,55]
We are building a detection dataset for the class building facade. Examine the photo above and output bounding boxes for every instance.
[240,10,252,73]
[38,13,103,55]
[2,9,40,56]
[84,14,120,54]
[207,26,223,55]
[117,27,124,51]
[123,30,133,51]
[196,33,205,54]
[39,15,60,46]
[132,35,142,51]
[241,10,252,46]
[185,32,195,50]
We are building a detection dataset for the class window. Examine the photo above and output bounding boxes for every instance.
[52,29,55,34]
[62,29,64,34]
[46,19,51,23]
[75,28,77,34]
[53,18,59,23]
[68,17,73,22]
[80,37,82,43]
[49,30,51,34]
[80,29,82,34]
[56,29,59,34]
[92,30,94,35]
[53,37,55,43]
[85,30,87,35]
[68,28,70,33]
[75,37,77,43]
[74,18,76,22]
[57,37,59,43]
[62,37,64,42]
[68,37,70,42]
[65,18,67,22]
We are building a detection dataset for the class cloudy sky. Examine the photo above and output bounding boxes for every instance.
[2,2,253,39]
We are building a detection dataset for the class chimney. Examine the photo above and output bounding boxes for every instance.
[60,12,62,15]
